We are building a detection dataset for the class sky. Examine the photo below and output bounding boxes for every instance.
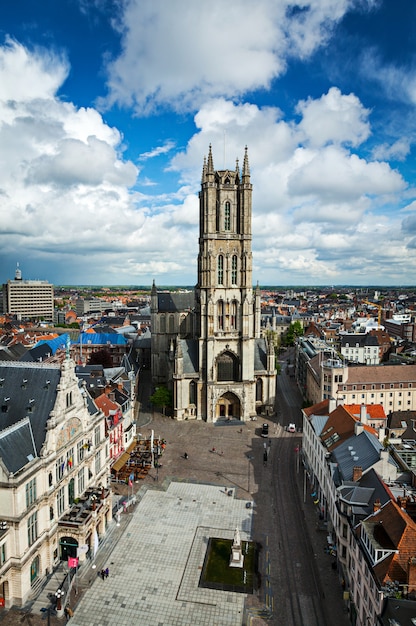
[0,0,416,287]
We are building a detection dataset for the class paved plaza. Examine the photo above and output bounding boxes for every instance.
[71,482,253,626]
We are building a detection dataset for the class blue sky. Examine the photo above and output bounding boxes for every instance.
[0,0,415,287]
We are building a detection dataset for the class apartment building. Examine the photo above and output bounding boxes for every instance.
[304,351,416,413]
[2,267,54,321]
[302,398,416,625]
[340,332,380,365]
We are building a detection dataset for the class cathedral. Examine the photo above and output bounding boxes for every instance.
[151,146,276,422]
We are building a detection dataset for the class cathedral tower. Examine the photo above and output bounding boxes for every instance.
[194,146,269,421]
[157,146,275,422]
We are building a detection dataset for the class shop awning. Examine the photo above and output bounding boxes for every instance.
[111,440,137,472]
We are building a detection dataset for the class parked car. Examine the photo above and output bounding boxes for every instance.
[261,423,269,437]
[287,423,296,433]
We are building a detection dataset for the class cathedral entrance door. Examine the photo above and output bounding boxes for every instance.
[216,392,241,421]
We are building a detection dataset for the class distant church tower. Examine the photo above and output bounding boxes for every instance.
[153,146,276,422]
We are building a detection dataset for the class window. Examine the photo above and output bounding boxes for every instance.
[25,478,37,508]
[160,315,166,333]
[218,255,224,285]
[57,486,65,516]
[67,447,74,471]
[189,380,196,405]
[66,392,73,408]
[77,441,85,463]
[94,426,100,447]
[56,455,65,482]
[0,543,6,566]
[224,202,231,230]
[256,378,263,402]
[168,314,174,333]
[30,555,40,585]
[230,300,237,330]
[217,300,224,330]
[217,351,239,382]
[95,451,101,475]
[27,512,38,546]
[231,255,237,285]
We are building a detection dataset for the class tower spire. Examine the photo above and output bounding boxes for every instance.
[242,145,250,181]
[207,144,214,175]
[201,155,207,183]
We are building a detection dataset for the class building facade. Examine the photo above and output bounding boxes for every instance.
[151,147,276,421]
[0,358,110,607]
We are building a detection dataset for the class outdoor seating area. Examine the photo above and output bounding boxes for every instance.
[111,436,166,483]
[59,486,110,528]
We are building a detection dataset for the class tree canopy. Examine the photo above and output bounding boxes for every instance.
[149,386,172,415]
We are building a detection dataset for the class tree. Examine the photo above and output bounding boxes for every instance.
[284,320,304,346]
[149,386,172,415]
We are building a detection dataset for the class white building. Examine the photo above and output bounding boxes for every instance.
[2,265,54,321]
[0,358,111,607]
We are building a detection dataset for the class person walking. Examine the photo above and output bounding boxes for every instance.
[105,567,109,578]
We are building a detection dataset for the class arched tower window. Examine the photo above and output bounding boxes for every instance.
[224,202,231,230]
[217,351,239,382]
[218,255,224,285]
[231,255,237,285]
[160,315,166,333]
[217,300,224,330]
[230,300,237,330]
[168,314,175,333]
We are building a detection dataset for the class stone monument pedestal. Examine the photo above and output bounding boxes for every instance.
[229,527,244,568]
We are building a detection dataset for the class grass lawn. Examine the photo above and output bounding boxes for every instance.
[199,537,258,594]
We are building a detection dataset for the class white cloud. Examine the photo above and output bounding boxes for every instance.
[139,141,176,161]
[297,87,371,148]
[104,0,356,114]
[1,35,415,287]
[0,38,69,104]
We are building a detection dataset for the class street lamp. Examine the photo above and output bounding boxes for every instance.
[55,588,65,618]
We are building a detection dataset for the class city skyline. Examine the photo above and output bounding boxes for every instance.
[1,1,416,287]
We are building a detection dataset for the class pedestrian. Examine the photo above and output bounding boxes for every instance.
[64,605,73,621]
[105,567,109,578]
[100,569,105,580]
[184,452,188,459]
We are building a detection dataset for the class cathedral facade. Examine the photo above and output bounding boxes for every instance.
[151,147,276,422]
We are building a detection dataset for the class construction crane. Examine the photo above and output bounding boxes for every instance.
[363,300,382,326]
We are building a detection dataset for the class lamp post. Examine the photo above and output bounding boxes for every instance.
[55,588,65,618]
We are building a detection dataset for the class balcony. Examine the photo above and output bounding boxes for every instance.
[58,486,110,528]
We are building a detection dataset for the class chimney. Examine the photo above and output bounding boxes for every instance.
[360,404,368,424]
[353,466,363,482]
[398,496,408,510]
[408,557,416,594]
[373,498,381,512]
[355,421,364,436]
[329,397,336,413]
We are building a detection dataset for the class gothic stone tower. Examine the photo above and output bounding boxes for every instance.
[192,145,274,422]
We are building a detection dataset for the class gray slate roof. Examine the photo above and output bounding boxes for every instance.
[179,339,199,374]
[331,430,383,482]
[157,292,195,312]
[254,338,267,372]
[0,362,61,473]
